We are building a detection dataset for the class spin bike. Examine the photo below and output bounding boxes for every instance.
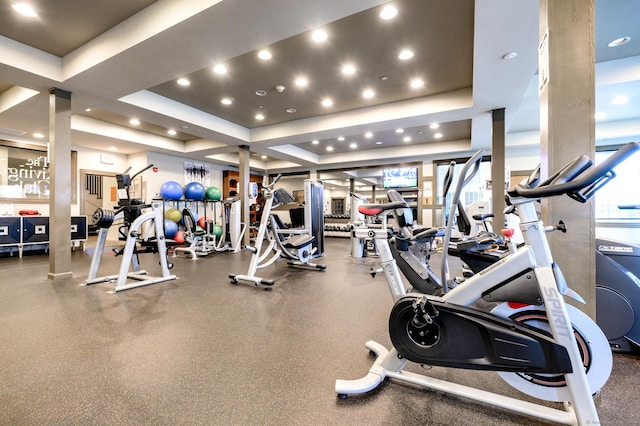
[82,165,177,293]
[336,142,640,425]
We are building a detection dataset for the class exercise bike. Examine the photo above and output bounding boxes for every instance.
[336,141,640,425]
[229,174,325,290]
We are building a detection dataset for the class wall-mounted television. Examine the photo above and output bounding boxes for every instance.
[382,166,418,189]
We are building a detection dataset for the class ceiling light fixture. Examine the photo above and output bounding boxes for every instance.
[221,97,233,105]
[502,52,518,60]
[342,64,356,75]
[312,140,319,145]
[33,132,44,139]
[608,37,631,47]
[398,49,414,60]
[85,108,92,112]
[261,155,267,159]
[213,64,227,74]
[255,89,267,96]
[167,129,177,136]
[350,143,357,149]
[108,146,117,152]
[379,5,398,20]
[612,95,629,105]
[403,136,411,143]
[275,85,286,92]
[362,88,375,99]
[12,3,37,17]
[322,98,333,107]
[337,136,345,141]
[258,49,272,60]
[295,77,308,87]
[376,141,383,145]
[177,78,190,86]
[129,118,140,126]
[286,108,297,113]
[429,123,440,129]
[380,75,389,81]
[311,29,328,43]
[365,132,373,138]
[395,128,404,134]
[326,146,334,152]
[255,113,265,120]
[434,132,443,139]
[410,78,424,89]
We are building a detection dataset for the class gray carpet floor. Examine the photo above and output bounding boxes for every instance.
[1,237,639,425]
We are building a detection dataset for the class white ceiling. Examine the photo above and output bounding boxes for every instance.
[0,0,638,185]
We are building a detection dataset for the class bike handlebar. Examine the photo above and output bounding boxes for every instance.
[510,141,640,202]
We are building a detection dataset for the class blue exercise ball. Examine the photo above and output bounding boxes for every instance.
[164,219,179,238]
[184,182,206,200]
[160,181,183,200]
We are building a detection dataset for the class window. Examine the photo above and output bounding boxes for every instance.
[595,149,640,221]
[436,156,492,220]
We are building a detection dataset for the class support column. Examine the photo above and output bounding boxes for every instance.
[48,88,73,280]
[238,145,251,246]
[491,108,506,232]
[539,0,596,316]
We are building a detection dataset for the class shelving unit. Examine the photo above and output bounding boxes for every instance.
[222,171,264,225]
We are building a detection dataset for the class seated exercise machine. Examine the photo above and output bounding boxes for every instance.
[229,175,326,290]
[82,165,177,293]
[336,142,640,425]
[595,204,640,352]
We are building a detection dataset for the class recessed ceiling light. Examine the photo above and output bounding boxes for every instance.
[337,136,345,141]
[12,3,37,17]
[255,89,267,96]
[274,85,286,92]
[380,5,398,20]
[167,129,177,136]
[403,136,411,143]
[342,64,356,75]
[213,64,227,74]
[286,108,297,113]
[608,37,631,47]
[410,78,424,89]
[434,132,443,139]
[85,108,92,112]
[362,88,375,99]
[261,155,267,159]
[108,146,117,152]
[295,77,308,87]
[258,49,272,60]
[177,78,190,86]
[255,113,265,120]
[395,128,404,134]
[429,123,440,129]
[365,131,373,138]
[376,141,383,145]
[612,95,629,105]
[221,97,233,105]
[311,29,328,43]
[380,75,389,81]
[502,52,518,60]
[33,132,45,139]
[326,146,334,152]
[398,49,414,60]
[312,140,319,145]
[129,118,140,126]
[322,98,333,107]
[595,112,607,120]
[350,142,358,149]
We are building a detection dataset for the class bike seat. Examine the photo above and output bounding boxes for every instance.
[472,213,494,221]
[358,201,408,217]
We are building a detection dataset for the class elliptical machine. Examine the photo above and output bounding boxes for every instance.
[336,142,640,425]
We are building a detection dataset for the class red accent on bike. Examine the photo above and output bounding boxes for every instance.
[501,228,515,239]
[508,301,530,309]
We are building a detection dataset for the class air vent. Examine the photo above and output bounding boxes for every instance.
[0,127,27,136]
